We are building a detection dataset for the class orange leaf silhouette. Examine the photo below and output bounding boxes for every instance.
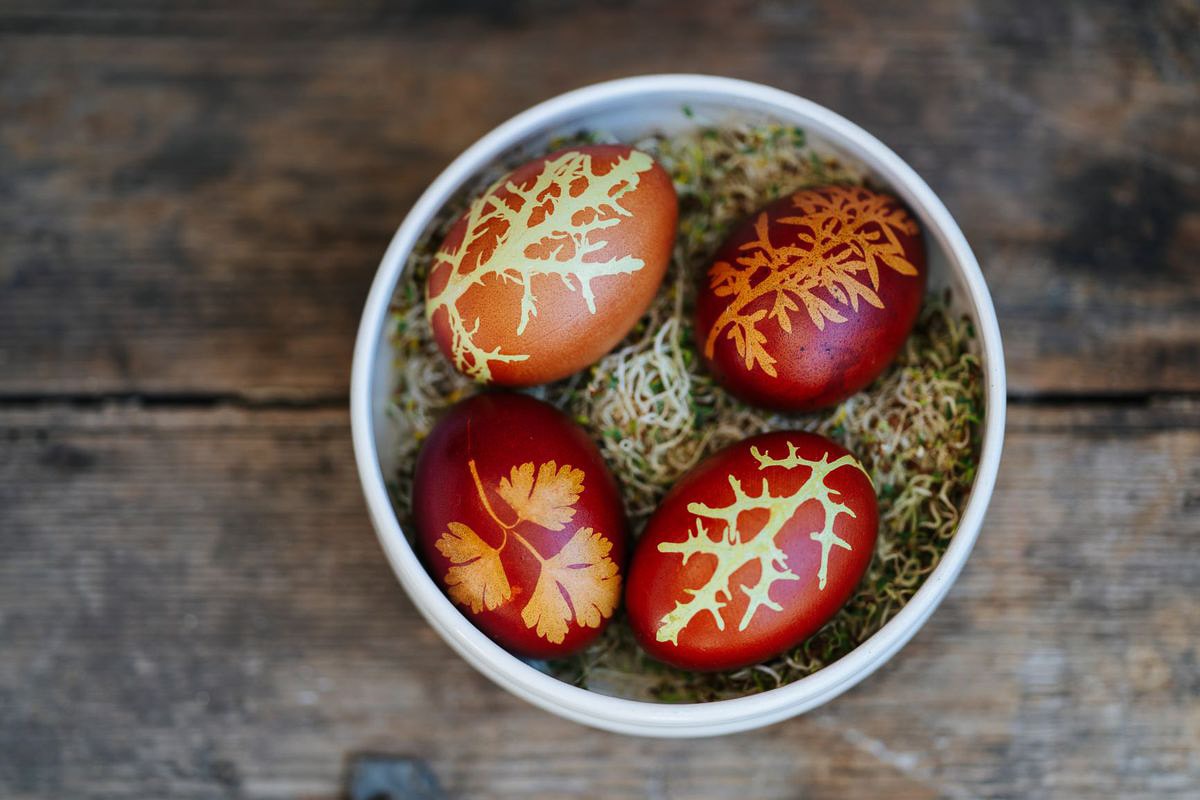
[497,460,585,531]
[521,527,621,644]
[435,521,512,614]
[442,457,618,645]
[704,186,921,375]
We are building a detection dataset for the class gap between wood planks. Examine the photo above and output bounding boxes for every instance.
[0,391,348,411]
[2,391,1200,407]
[0,386,1195,424]
[0,389,1198,411]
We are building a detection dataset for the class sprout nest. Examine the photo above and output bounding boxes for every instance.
[387,121,983,702]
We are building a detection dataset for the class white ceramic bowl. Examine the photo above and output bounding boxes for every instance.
[351,75,1006,737]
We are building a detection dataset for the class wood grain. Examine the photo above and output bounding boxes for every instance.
[2,402,1196,799]
[3,2,1198,798]
[2,0,1198,398]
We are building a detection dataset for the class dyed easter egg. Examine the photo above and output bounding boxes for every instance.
[413,392,627,658]
[626,431,877,671]
[426,144,677,387]
[695,185,926,410]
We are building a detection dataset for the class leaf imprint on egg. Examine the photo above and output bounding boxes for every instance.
[425,149,656,383]
[705,185,921,377]
[435,458,620,644]
[655,442,868,646]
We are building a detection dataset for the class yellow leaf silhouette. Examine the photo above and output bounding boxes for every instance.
[426,149,657,383]
[521,527,620,645]
[656,442,868,646]
[704,186,921,375]
[435,521,512,614]
[497,460,585,531]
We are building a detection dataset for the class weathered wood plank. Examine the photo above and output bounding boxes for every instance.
[1,0,1198,398]
[2,402,1196,799]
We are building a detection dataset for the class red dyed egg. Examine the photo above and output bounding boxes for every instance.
[413,392,627,658]
[626,431,877,671]
[695,185,926,410]
[426,144,677,387]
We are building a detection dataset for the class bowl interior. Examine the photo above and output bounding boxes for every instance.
[356,77,1004,736]
[371,98,974,482]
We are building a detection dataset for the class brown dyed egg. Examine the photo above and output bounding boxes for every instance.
[626,431,877,671]
[413,392,627,658]
[425,144,677,387]
[695,185,926,410]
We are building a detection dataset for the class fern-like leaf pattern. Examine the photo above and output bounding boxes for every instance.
[704,186,920,377]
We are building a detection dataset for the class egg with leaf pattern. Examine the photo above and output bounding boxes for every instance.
[625,431,877,671]
[426,144,677,387]
[414,392,628,658]
[695,185,926,410]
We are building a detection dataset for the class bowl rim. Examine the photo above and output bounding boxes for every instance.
[350,73,1007,737]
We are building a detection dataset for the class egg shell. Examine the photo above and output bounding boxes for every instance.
[626,431,877,671]
[413,392,627,659]
[695,185,926,410]
[426,144,677,387]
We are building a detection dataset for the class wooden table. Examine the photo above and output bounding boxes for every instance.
[2,2,1197,798]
